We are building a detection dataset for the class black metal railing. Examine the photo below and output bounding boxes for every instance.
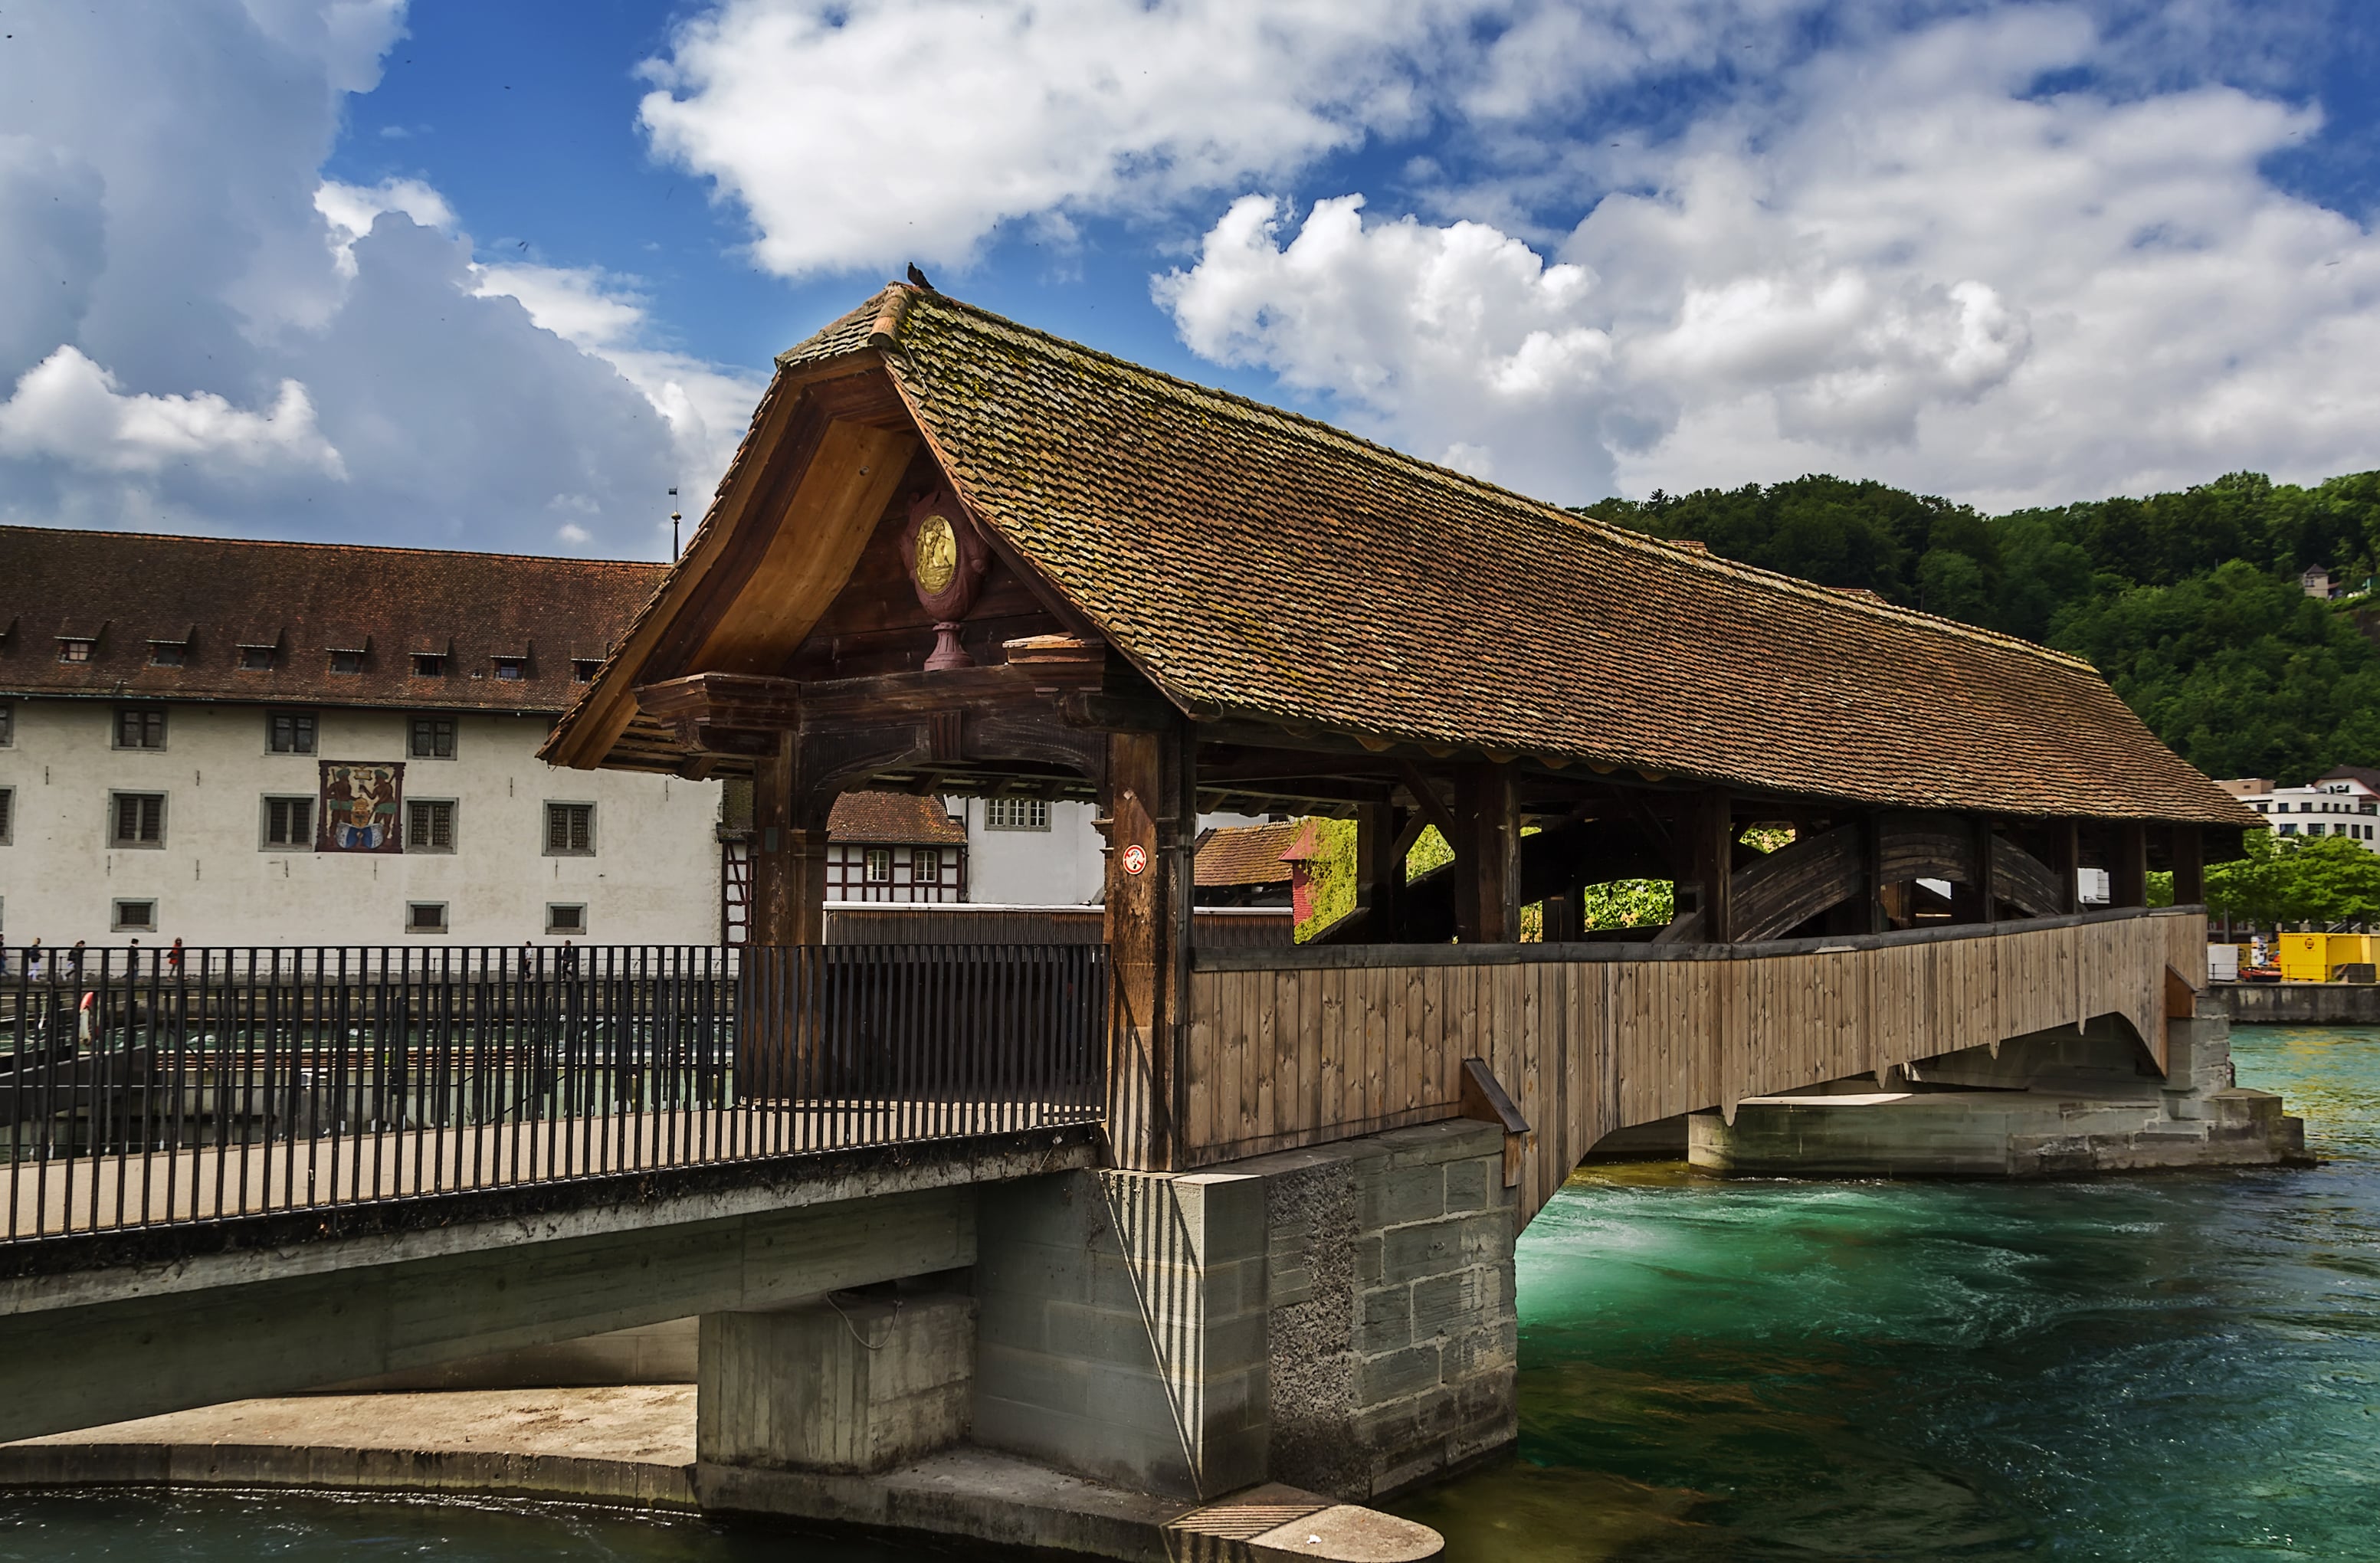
[0,943,1106,1244]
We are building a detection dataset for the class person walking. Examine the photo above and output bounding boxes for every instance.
[20,939,40,980]
[67,940,85,979]
[167,938,185,976]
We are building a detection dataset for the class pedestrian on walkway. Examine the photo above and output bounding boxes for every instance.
[67,940,85,979]
[167,938,185,976]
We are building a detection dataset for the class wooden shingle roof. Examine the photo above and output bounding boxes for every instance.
[847,287,2246,826]
[552,284,2250,828]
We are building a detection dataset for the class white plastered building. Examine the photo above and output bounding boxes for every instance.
[0,527,722,951]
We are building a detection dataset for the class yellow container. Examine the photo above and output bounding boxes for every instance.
[2328,933,2375,976]
[2277,932,2329,982]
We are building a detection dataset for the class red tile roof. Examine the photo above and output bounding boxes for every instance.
[1195,821,1306,887]
[0,526,661,713]
[828,791,967,844]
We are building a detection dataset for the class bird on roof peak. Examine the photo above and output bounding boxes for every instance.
[906,262,935,291]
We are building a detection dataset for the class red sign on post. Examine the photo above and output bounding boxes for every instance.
[1120,843,1149,876]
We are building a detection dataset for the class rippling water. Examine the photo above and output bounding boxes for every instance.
[5,1027,2374,1561]
[1396,1024,2380,1561]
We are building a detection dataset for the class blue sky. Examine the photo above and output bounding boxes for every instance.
[2,1,2377,559]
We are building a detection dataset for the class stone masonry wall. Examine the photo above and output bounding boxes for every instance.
[971,1169,1270,1501]
[1234,1119,1518,1500]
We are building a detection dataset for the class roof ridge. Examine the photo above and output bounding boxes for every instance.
[889,290,2100,677]
[0,523,666,572]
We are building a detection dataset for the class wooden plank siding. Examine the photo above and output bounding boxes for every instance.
[1182,908,2206,1225]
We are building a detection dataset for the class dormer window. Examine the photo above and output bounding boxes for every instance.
[413,653,447,677]
[329,648,366,676]
[148,639,188,667]
[57,637,94,664]
[571,659,601,683]
[493,656,526,682]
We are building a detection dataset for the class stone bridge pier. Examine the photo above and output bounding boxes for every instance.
[692,1119,1510,1555]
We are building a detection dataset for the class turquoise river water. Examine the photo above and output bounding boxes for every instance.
[3,1026,2374,1561]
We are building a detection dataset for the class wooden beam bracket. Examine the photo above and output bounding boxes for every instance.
[1460,1057,1533,1189]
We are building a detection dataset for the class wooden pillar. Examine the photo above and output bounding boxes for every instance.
[1539,886,1581,944]
[1103,723,1189,1170]
[1452,763,1520,944]
[2045,818,2081,914]
[2111,821,2149,909]
[1952,817,1998,925]
[1862,811,1887,934]
[2172,824,2205,907]
[1355,801,1403,941]
[748,735,828,948]
[1689,787,1733,942]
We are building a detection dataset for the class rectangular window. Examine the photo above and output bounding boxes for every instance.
[985,798,1051,831]
[112,899,156,933]
[0,702,11,745]
[864,847,893,883]
[0,786,12,845]
[267,709,317,754]
[913,847,941,878]
[546,903,586,935]
[405,902,448,935]
[411,653,447,677]
[544,801,595,856]
[2313,824,2329,837]
[2280,824,2298,836]
[148,641,187,667]
[406,799,455,853]
[570,659,602,683]
[238,645,275,671]
[329,648,365,675]
[262,796,313,849]
[114,708,166,749]
[110,792,165,847]
[493,656,526,681]
[57,638,93,664]
[408,714,456,759]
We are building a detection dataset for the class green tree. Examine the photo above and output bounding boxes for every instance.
[2206,833,2380,926]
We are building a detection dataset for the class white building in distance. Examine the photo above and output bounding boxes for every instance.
[2222,766,2380,853]
[0,526,723,951]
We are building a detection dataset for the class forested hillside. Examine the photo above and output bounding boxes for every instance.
[1588,472,2380,783]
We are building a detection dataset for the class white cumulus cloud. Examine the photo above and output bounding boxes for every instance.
[637,0,1480,278]
[0,346,345,480]
[1156,7,2380,509]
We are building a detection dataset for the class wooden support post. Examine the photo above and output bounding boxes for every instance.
[1452,763,1520,944]
[1689,787,1733,942]
[2172,824,2205,907]
[2112,821,2149,909]
[1952,817,1998,925]
[1103,723,1189,1170]
[1539,886,1581,944]
[2046,818,2081,914]
[749,734,828,947]
[1863,811,1887,934]
[1356,801,1403,941]
[743,732,829,1097]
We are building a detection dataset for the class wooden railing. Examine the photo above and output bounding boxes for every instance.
[1183,908,2207,1221]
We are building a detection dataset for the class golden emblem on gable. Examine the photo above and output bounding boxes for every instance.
[914,513,958,595]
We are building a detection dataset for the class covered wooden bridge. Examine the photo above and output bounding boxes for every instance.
[543,283,2253,1221]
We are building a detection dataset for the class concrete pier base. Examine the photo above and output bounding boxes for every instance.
[1690,1002,2308,1177]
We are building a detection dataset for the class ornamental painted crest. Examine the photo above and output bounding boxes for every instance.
[317,760,405,854]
